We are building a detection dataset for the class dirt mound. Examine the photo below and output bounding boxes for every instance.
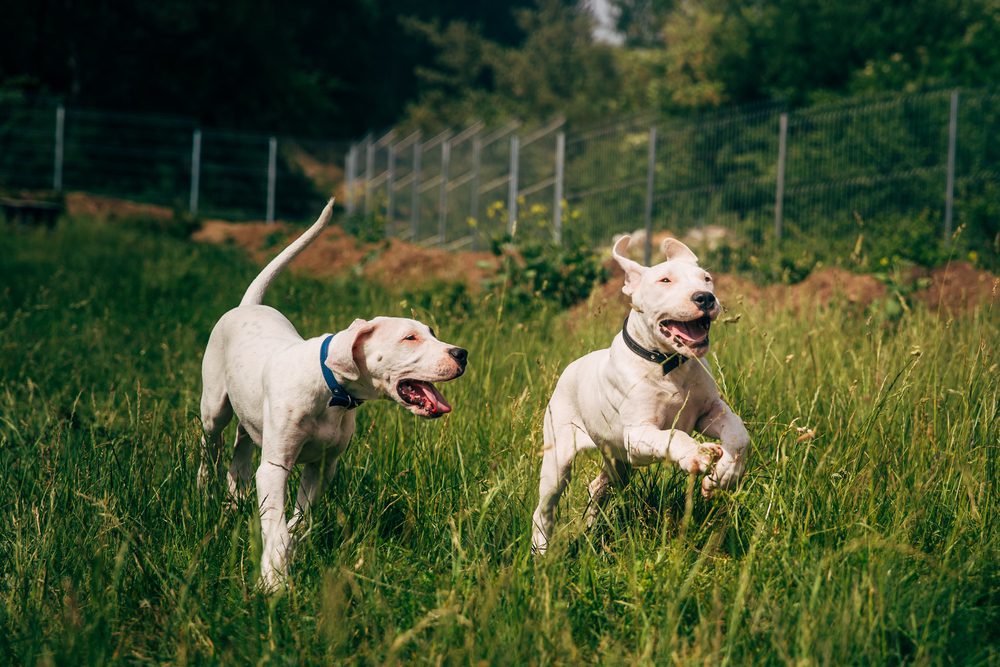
[782,267,887,308]
[66,192,174,220]
[194,220,370,278]
[714,274,766,305]
[193,219,497,292]
[915,262,999,315]
[193,219,285,247]
[285,225,371,278]
[362,240,497,291]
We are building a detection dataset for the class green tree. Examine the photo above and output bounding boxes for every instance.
[405,0,622,128]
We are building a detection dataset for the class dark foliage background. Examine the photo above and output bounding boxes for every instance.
[3,0,998,137]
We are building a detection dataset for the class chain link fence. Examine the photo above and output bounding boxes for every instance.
[0,101,350,222]
[3,88,997,264]
[348,87,999,264]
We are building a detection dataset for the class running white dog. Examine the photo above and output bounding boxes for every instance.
[531,235,749,553]
[198,200,468,588]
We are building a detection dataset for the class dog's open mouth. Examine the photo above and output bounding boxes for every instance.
[659,316,711,349]
[397,379,452,418]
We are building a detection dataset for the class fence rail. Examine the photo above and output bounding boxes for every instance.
[2,88,998,264]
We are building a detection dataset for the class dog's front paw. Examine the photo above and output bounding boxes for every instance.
[258,551,289,593]
[257,567,287,594]
[701,474,718,499]
[701,447,748,498]
[678,442,723,475]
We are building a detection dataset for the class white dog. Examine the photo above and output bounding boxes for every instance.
[531,235,749,553]
[198,200,468,588]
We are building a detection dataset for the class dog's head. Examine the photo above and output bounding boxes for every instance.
[612,235,721,359]
[329,317,467,418]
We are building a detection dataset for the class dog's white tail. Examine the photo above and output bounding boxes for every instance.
[240,198,335,306]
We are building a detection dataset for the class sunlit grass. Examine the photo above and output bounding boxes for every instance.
[0,218,996,664]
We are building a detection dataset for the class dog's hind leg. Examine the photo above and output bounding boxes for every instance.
[531,409,596,555]
[198,392,233,490]
[225,423,255,504]
[198,341,233,489]
[585,458,631,529]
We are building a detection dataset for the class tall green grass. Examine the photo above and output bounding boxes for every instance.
[1,219,997,664]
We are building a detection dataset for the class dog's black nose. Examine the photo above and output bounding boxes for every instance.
[449,347,468,367]
[692,291,716,311]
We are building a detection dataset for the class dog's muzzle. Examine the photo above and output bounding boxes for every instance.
[691,291,716,313]
[448,347,468,373]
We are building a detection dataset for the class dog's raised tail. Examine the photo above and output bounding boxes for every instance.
[240,198,335,306]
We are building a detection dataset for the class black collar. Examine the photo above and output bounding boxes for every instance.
[320,334,364,409]
[621,315,688,375]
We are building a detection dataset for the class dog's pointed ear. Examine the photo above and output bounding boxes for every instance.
[326,318,378,382]
[660,238,699,264]
[612,235,645,297]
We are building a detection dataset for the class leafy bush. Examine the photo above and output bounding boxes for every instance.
[340,211,386,243]
[484,234,607,312]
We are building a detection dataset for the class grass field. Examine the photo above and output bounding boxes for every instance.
[1,218,997,665]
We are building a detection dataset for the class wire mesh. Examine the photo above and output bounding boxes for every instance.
[782,90,952,255]
[61,108,194,208]
[954,89,1000,248]
[655,107,782,254]
[275,137,351,222]
[3,88,998,260]
[565,116,652,246]
[0,103,58,191]
[472,122,519,246]
[515,118,563,244]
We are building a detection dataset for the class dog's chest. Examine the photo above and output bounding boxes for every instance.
[650,390,701,430]
[296,410,355,462]
[632,382,705,432]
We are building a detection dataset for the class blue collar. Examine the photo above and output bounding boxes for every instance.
[319,334,364,410]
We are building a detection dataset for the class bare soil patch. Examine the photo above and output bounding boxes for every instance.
[913,261,999,315]
[781,267,887,308]
[66,192,174,220]
[193,219,498,293]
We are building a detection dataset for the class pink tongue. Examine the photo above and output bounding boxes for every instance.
[666,320,707,342]
[417,382,451,413]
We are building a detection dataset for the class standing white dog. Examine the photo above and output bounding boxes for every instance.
[199,200,468,588]
[531,235,749,553]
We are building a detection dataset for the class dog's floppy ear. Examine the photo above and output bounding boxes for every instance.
[612,235,645,297]
[660,238,699,264]
[326,318,378,382]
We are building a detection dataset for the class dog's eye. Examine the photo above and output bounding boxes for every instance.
[660,277,671,284]
[705,274,712,282]
[403,334,417,341]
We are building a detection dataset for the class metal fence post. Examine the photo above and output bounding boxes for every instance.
[643,126,657,266]
[364,138,374,217]
[189,129,201,216]
[944,89,959,240]
[266,136,277,222]
[345,145,357,215]
[410,137,422,239]
[553,131,566,245]
[470,136,482,226]
[438,139,451,242]
[53,105,65,192]
[386,141,396,229]
[774,112,788,241]
[507,135,519,236]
